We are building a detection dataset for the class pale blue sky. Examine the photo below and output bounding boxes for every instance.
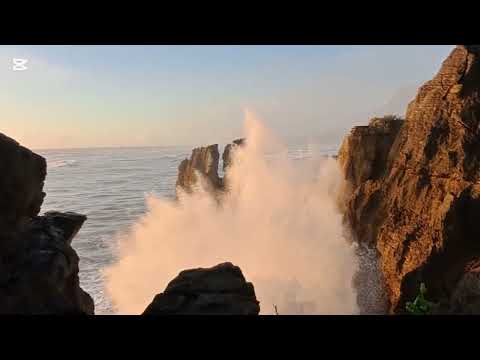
[0,45,454,149]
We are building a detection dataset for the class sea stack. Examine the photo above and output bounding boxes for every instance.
[176,139,246,196]
[176,144,222,195]
[339,45,480,313]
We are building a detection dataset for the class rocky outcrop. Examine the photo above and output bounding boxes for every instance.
[142,262,260,315]
[222,138,245,190]
[222,138,245,172]
[0,133,46,252]
[0,133,94,314]
[340,45,480,313]
[338,116,404,247]
[176,144,222,194]
[176,139,246,195]
[338,116,403,191]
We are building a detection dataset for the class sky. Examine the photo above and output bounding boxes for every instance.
[0,45,454,150]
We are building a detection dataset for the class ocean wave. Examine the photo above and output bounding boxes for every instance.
[160,154,182,159]
[49,160,78,169]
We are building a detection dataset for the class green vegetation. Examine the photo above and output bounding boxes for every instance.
[405,283,435,315]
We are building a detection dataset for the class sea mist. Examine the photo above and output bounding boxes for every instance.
[104,111,359,314]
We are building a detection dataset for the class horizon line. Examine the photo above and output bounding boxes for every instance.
[32,144,196,152]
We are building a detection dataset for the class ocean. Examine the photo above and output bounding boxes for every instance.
[37,143,338,314]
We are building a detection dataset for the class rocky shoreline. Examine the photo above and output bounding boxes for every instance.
[1,45,479,314]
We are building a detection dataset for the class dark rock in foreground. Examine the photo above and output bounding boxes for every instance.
[143,262,260,315]
[339,45,480,314]
[0,133,46,252]
[0,132,94,315]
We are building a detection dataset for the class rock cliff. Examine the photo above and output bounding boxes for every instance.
[0,133,94,314]
[338,116,403,192]
[142,262,260,315]
[340,45,480,313]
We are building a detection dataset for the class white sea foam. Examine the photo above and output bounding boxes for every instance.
[49,159,78,169]
[104,111,359,315]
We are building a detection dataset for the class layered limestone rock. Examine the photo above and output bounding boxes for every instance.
[338,116,404,246]
[142,262,260,315]
[340,45,480,313]
[176,144,222,194]
[176,139,246,195]
[338,116,403,191]
[0,133,94,314]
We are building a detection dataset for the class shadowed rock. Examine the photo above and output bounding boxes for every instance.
[222,138,245,172]
[340,45,480,313]
[0,132,94,315]
[0,133,46,251]
[142,262,260,315]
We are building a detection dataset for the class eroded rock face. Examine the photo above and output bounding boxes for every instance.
[142,262,260,315]
[338,116,403,191]
[176,139,246,195]
[0,133,94,315]
[338,116,404,247]
[176,144,222,195]
[340,45,480,313]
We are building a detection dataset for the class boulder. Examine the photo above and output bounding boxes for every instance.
[142,262,260,315]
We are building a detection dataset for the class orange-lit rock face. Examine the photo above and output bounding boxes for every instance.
[341,45,480,313]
